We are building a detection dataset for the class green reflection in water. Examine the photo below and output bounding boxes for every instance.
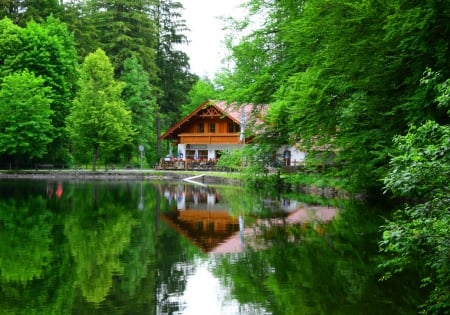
[0,180,426,314]
[0,197,53,283]
[212,201,425,315]
[0,180,74,315]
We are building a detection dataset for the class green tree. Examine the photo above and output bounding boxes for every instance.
[66,48,134,171]
[58,1,100,59]
[0,70,53,167]
[0,17,22,70]
[80,0,158,77]
[155,0,197,155]
[221,0,450,191]
[0,0,62,26]
[0,16,78,164]
[380,123,450,313]
[180,78,218,116]
[120,56,157,164]
[380,72,450,314]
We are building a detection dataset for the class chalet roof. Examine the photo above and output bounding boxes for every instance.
[160,99,265,140]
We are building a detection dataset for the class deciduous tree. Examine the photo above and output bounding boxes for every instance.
[0,70,53,167]
[0,16,78,164]
[380,75,450,314]
[66,48,134,171]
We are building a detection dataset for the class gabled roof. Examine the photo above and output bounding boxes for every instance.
[160,99,264,140]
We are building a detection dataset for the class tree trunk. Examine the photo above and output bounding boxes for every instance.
[156,112,161,157]
[92,146,98,171]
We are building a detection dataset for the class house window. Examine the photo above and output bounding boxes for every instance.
[228,122,239,133]
[186,150,195,159]
[198,123,204,133]
[186,150,208,160]
[209,123,215,133]
[198,150,208,160]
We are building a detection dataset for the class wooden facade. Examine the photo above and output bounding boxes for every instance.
[160,99,306,168]
[160,100,255,162]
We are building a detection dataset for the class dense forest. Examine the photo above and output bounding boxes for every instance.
[0,0,197,168]
[218,1,449,312]
[0,1,449,312]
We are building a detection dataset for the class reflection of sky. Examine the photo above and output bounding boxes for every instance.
[180,258,270,315]
[163,185,222,211]
[163,184,307,213]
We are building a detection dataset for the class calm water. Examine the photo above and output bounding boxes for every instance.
[0,179,423,314]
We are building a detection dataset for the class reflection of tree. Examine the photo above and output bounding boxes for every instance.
[0,180,76,315]
[65,182,136,304]
[116,184,159,314]
[0,198,52,282]
[213,203,424,314]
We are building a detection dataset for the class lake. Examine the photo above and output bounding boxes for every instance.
[0,179,424,314]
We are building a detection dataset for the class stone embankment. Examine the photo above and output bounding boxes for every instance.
[0,169,242,186]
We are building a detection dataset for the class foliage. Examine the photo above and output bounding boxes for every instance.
[0,70,54,165]
[0,197,53,283]
[0,0,62,26]
[219,0,450,192]
[212,201,422,314]
[66,48,134,171]
[285,173,343,190]
[120,56,157,164]
[380,119,450,314]
[217,144,272,174]
[155,0,197,157]
[155,0,195,119]
[0,16,78,164]
[78,0,158,78]
[180,78,219,116]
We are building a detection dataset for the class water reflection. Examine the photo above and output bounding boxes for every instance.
[160,183,338,254]
[0,179,424,314]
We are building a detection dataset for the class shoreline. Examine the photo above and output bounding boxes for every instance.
[0,169,243,185]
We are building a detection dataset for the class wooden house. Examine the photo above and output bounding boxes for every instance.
[160,100,257,162]
[160,99,305,167]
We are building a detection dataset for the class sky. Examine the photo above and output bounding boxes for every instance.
[180,0,246,78]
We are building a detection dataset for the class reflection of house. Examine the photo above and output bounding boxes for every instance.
[159,184,338,254]
[161,209,240,253]
[160,100,305,166]
[160,184,240,253]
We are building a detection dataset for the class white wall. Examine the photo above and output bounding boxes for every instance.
[176,143,306,166]
[277,145,306,166]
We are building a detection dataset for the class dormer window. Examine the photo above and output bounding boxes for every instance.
[198,123,204,133]
[209,123,215,133]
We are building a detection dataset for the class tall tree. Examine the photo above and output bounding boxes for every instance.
[380,74,450,314]
[224,0,450,190]
[58,1,99,60]
[120,56,158,164]
[155,0,197,156]
[81,0,158,77]
[0,0,62,26]
[0,16,78,163]
[66,48,134,171]
[0,70,53,167]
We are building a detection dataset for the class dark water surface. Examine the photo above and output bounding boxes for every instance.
[0,179,423,314]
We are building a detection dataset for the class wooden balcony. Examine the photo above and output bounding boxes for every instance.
[178,132,240,144]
